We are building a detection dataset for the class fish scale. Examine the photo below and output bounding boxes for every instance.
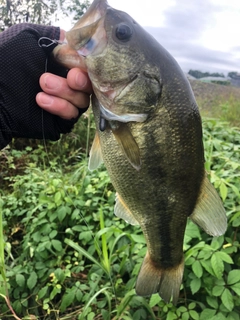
[53,0,227,304]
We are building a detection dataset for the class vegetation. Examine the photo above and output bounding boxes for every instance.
[228,72,240,79]
[200,97,240,127]
[0,0,89,28]
[0,99,240,319]
[188,70,225,79]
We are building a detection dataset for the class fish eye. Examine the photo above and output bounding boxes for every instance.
[115,23,132,41]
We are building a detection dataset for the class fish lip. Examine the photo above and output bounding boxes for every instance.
[99,103,148,123]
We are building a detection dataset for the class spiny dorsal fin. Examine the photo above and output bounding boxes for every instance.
[190,173,227,236]
[110,122,141,171]
[88,132,103,171]
[114,193,139,225]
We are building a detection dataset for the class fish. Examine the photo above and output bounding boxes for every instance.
[53,0,227,304]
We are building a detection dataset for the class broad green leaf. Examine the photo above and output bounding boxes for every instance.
[231,284,240,295]
[16,274,25,287]
[189,302,196,310]
[87,312,95,320]
[201,260,215,276]
[227,311,240,320]
[49,230,58,239]
[211,253,224,279]
[27,272,37,290]
[220,182,228,201]
[192,260,203,278]
[211,236,224,250]
[178,306,187,313]
[60,290,76,312]
[189,310,199,320]
[216,251,233,264]
[38,286,48,299]
[131,234,146,244]
[133,309,147,320]
[212,285,224,296]
[227,270,240,285]
[206,296,218,309]
[57,206,67,222]
[221,288,234,311]
[51,239,63,252]
[212,313,228,320]
[182,312,189,320]
[166,311,178,320]
[190,278,201,295]
[54,191,62,204]
[50,284,61,300]
[200,308,216,320]
[149,293,161,308]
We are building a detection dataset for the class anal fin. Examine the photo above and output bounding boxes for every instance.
[190,173,227,236]
[114,193,139,225]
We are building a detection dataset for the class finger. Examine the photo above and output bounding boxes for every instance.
[39,73,90,109]
[59,29,66,42]
[67,68,93,93]
[36,92,88,119]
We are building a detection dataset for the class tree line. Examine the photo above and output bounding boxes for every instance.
[188,69,239,79]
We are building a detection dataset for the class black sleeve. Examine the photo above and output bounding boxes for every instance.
[0,23,84,150]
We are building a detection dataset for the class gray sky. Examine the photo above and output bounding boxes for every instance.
[108,0,240,75]
[59,0,240,75]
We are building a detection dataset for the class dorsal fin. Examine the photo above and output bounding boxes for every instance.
[114,193,139,225]
[190,173,227,236]
[88,132,103,170]
[110,122,141,171]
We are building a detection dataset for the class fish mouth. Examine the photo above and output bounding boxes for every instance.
[65,0,109,56]
[99,103,148,123]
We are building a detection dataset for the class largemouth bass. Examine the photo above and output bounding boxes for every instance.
[53,0,227,304]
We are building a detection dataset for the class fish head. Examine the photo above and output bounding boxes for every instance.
[53,0,162,121]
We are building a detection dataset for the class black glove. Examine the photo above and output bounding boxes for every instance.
[0,23,82,150]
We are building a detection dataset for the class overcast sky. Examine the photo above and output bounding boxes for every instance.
[107,0,240,75]
[59,0,240,75]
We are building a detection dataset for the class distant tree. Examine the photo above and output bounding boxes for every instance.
[228,71,239,79]
[211,72,225,78]
[188,69,225,79]
[66,0,90,22]
[188,70,206,79]
[0,0,89,29]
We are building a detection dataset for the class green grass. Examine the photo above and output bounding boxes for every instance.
[200,96,240,127]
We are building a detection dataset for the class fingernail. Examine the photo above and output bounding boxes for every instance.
[75,72,87,88]
[44,75,61,90]
[39,94,54,106]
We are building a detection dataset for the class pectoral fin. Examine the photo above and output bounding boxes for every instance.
[115,193,139,225]
[190,173,227,236]
[88,132,103,170]
[110,122,141,171]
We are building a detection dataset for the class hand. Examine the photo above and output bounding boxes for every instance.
[0,24,92,149]
[36,68,93,119]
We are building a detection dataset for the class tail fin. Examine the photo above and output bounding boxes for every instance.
[135,252,184,305]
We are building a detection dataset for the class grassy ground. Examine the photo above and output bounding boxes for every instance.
[190,80,240,127]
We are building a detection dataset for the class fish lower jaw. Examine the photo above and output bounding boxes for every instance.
[98,102,148,123]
